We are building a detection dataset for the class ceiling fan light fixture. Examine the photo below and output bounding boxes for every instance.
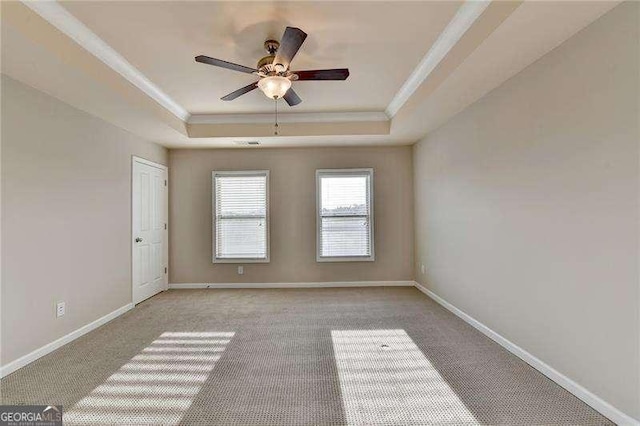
[196,26,349,106]
[258,76,291,99]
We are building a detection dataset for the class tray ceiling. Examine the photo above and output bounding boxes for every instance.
[60,1,462,114]
[1,1,620,147]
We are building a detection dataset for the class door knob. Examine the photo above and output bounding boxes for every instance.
[135,237,143,243]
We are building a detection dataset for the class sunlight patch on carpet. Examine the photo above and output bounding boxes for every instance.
[64,331,234,425]
[331,329,478,425]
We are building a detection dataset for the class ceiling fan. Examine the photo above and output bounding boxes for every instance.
[195,26,349,107]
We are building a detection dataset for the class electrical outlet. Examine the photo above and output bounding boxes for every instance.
[56,301,65,318]
[237,266,244,275]
[421,264,426,274]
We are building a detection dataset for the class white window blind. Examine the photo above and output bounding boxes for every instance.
[212,171,269,262]
[316,169,374,261]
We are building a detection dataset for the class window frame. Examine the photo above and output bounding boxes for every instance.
[316,168,375,263]
[211,170,270,264]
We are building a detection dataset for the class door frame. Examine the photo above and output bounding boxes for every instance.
[131,156,169,304]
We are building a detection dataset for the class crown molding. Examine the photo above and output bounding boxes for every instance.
[188,111,389,125]
[187,120,390,138]
[21,0,190,122]
[385,0,491,118]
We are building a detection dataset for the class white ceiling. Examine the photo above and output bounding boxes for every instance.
[60,1,462,114]
[0,1,620,148]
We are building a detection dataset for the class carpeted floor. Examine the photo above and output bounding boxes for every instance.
[1,287,612,425]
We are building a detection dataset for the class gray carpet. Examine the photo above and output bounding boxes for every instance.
[1,287,612,425]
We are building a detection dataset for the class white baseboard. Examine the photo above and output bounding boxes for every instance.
[169,281,414,289]
[0,303,134,378]
[413,281,639,426]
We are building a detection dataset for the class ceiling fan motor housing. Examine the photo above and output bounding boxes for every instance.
[257,55,276,71]
[258,40,295,77]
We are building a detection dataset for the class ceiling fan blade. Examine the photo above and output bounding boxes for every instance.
[221,82,259,101]
[273,27,307,70]
[283,88,302,106]
[195,55,257,74]
[294,69,350,81]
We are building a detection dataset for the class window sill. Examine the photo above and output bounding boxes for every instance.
[212,258,270,264]
[316,256,375,263]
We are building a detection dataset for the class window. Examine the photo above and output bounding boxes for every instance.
[212,171,269,263]
[316,169,374,262]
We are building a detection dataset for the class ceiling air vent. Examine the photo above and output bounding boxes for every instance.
[233,141,260,146]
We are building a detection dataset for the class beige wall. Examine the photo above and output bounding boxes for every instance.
[1,75,168,365]
[413,2,639,420]
[169,146,413,284]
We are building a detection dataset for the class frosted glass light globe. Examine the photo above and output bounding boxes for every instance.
[258,76,292,99]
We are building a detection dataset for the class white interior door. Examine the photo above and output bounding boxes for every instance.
[132,157,168,304]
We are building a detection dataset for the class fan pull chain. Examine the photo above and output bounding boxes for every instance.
[274,98,279,136]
